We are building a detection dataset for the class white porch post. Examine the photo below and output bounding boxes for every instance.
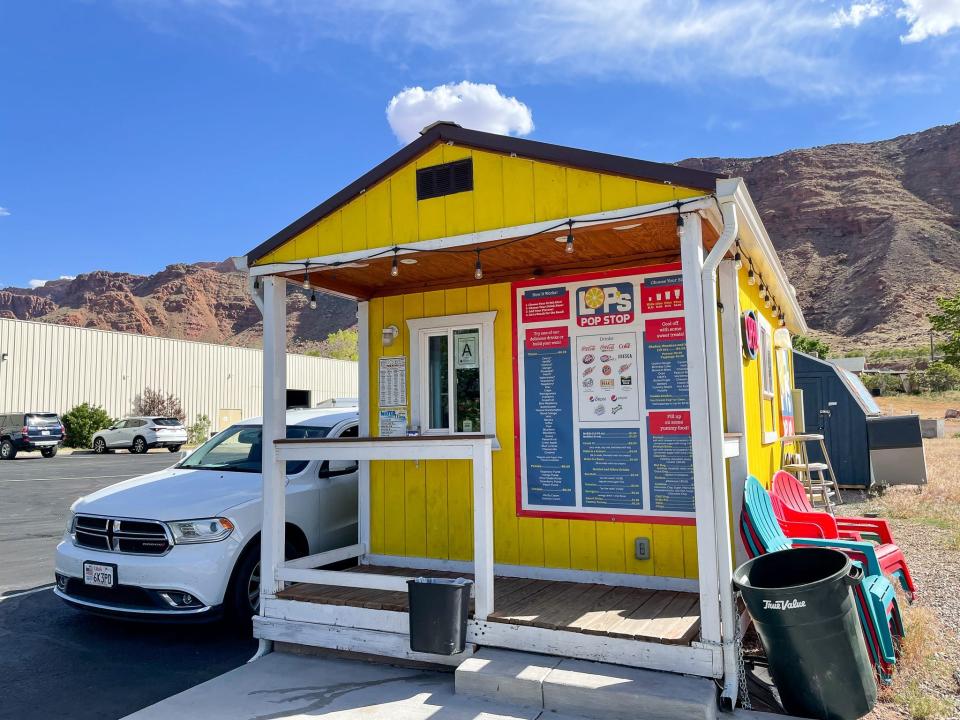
[680,215,723,666]
[719,260,750,565]
[472,438,494,619]
[357,302,370,558]
[260,276,287,605]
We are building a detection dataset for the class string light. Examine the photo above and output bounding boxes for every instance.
[253,277,260,290]
[390,249,399,277]
[676,205,685,238]
[309,290,317,310]
[474,250,483,280]
[747,264,755,285]
[302,262,311,290]
[733,241,743,270]
[565,220,575,254]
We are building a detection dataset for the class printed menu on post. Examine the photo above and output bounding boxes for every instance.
[513,264,695,522]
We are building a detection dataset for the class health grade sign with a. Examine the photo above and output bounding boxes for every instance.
[513,263,695,524]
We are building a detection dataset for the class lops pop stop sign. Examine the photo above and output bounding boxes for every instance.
[576,282,634,327]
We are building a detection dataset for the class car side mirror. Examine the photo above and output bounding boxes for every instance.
[318,460,359,479]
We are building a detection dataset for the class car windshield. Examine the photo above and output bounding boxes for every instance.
[26,413,60,426]
[177,424,331,474]
[152,417,182,427]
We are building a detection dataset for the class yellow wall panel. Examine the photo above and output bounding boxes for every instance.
[316,208,343,256]
[569,520,598,571]
[533,162,567,222]
[364,180,393,251]
[293,225,317,262]
[501,155,536,228]
[425,460,450,558]
[341,193,366,253]
[517,517,546,567]
[416,146,447,241]
[565,168,602,217]
[472,151,504,232]
[367,298,385,553]
[596,523,625,573]
[381,294,406,555]
[390,165,419,246]
[543,519,571,568]
[682,525,700,579]
[652,525,685,578]
[600,175,637,212]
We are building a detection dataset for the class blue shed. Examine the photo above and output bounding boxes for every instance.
[792,350,880,489]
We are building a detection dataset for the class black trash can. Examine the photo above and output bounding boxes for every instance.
[733,548,877,720]
[407,577,472,655]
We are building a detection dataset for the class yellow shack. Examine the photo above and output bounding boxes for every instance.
[241,121,807,708]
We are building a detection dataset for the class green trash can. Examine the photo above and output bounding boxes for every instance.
[733,548,877,720]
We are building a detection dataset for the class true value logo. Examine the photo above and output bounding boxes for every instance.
[762,598,807,610]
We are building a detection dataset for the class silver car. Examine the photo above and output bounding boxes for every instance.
[92,416,188,454]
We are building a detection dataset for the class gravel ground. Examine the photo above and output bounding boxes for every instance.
[841,487,960,720]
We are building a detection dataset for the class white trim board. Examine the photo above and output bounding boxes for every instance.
[363,553,698,593]
[254,605,716,677]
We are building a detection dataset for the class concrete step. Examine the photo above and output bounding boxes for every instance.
[456,648,718,720]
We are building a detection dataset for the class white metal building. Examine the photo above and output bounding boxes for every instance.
[0,317,358,431]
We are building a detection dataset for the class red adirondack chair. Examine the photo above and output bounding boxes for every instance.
[772,470,895,544]
[770,471,916,600]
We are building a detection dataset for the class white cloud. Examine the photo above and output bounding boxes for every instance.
[0,207,10,217]
[27,275,76,289]
[832,1,887,27]
[386,82,533,144]
[897,0,960,42]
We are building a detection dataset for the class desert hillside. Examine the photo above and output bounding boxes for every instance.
[680,122,960,350]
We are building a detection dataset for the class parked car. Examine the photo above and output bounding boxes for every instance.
[92,416,188,454]
[54,407,359,622]
[0,412,65,459]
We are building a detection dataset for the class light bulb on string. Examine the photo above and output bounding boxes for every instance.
[474,250,483,280]
[391,250,399,277]
[565,220,575,254]
[309,291,317,310]
[733,242,743,270]
[302,263,311,291]
[676,211,685,238]
[764,294,772,309]
[253,277,260,290]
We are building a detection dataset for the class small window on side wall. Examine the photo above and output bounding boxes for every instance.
[759,321,774,398]
[408,312,497,440]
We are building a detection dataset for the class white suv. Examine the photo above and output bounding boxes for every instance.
[92,416,189,454]
[55,407,359,621]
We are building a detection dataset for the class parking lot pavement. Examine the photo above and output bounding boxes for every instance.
[0,588,255,720]
[0,451,185,595]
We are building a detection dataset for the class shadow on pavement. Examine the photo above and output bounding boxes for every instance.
[0,589,255,720]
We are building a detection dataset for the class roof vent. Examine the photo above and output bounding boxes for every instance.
[416,158,473,201]
[419,120,462,135]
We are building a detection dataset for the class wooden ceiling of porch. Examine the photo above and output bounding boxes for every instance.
[288,213,719,300]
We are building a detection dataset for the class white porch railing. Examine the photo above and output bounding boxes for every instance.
[270,435,495,619]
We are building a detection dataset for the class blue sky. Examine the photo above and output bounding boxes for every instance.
[2,0,959,288]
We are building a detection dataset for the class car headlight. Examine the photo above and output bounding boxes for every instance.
[168,517,235,544]
[65,510,75,536]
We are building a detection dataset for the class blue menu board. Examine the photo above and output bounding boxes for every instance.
[643,317,689,409]
[580,427,643,509]
[523,327,575,506]
[646,411,695,512]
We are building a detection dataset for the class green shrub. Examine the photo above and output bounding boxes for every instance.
[861,373,897,395]
[925,362,960,392]
[792,335,830,358]
[187,414,211,446]
[61,403,114,448]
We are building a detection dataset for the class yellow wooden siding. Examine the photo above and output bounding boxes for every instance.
[367,281,695,578]
[254,145,704,266]
[737,265,792,488]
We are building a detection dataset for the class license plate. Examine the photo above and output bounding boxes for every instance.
[83,562,116,588]
[41,430,50,436]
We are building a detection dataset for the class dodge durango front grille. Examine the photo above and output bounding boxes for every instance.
[73,515,171,555]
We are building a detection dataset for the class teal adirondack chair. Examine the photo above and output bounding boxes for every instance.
[740,476,903,680]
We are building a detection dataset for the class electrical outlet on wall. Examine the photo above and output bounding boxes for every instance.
[634,537,650,561]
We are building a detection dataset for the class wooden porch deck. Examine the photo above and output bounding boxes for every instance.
[276,565,701,645]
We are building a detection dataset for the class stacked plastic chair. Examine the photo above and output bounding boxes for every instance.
[770,471,916,601]
[740,476,904,682]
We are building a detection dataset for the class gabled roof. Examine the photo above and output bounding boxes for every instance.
[245,122,726,265]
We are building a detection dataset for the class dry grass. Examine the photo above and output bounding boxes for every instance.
[850,437,960,720]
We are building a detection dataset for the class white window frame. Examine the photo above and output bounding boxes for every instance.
[757,312,777,444]
[407,311,497,444]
